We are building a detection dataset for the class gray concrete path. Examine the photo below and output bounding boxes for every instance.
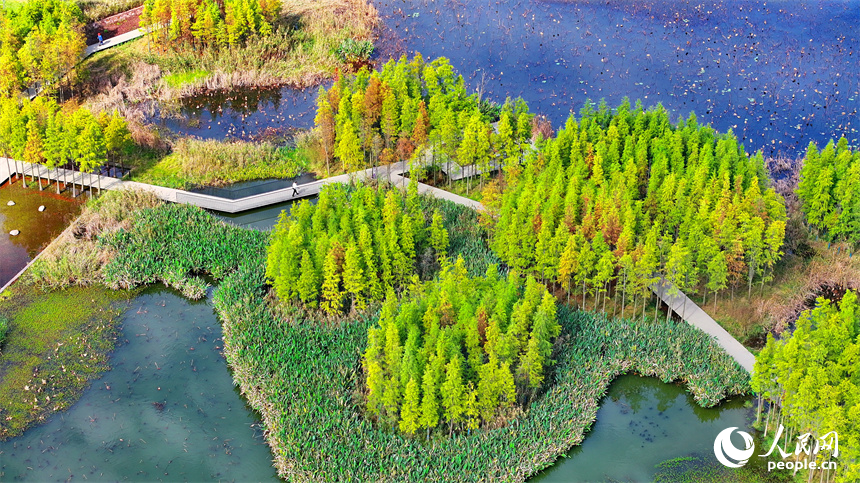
[652,279,756,373]
[24,25,147,99]
[85,28,147,57]
[3,159,752,373]
[0,158,483,213]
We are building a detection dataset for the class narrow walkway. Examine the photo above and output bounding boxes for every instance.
[84,28,147,57]
[0,158,482,213]
[2,159,751,372]
[652,279,756,373]
[24,25,147,99]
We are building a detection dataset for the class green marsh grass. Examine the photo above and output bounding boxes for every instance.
[0,284,134,440]
[215,262,750,481]
[130,138,308,189]
[162,69,212,89]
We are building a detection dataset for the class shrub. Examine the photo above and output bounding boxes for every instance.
[0,314,8,351]
[334,38,374,63]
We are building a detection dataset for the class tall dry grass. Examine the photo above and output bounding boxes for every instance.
[78,0,144,21]
[131,138,308,189]
[756,241,860,334]
[28,189,163,289]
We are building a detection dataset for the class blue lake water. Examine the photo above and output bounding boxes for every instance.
[168,0,858,158]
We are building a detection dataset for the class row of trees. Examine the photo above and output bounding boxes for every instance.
[313,55,534,186]
[0,0,86,96]
[0,96,132,193]
[265,183,450,315]
[484,100,788,314]
[140,0,280,47]
[797,138,860,245]
[363,261,560,436]
[752,290,859,482]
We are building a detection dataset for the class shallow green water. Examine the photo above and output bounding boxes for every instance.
[0,183,82,287]
[533,374,759,482]
[0,284,762,482]
[0,286,278,482]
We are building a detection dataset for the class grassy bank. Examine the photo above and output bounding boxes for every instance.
[15,185,749,480]
[129,138,308,189]
[214,261,749,481]
[0,284,134,440]
[75,0,378,108]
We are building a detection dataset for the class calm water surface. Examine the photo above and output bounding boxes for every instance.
[533,374,760,482]
[167,0,859,157]
[0,287,278,482]
[0,183,82,288]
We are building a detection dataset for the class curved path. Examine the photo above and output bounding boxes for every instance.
[0,160,749,372]
[0,158,479,212]
[24,25,147,99]
[652,279,756,373]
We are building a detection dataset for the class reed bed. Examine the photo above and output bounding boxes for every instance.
[130,138,307,189]
[214,262,749,482]
[29,189,163,289]
[99,204,268,297]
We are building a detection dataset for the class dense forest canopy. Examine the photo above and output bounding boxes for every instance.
[0,96,132,190]
[0,0,86,96]
[752,290,860,481]
[485,100,788,311]
[313,55,533,176]
[363,261,560,436]
[797,138,860,245]
[265,182,450,314]
[140,0,280,46]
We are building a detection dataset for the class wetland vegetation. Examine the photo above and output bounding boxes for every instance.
[1,0,859,481]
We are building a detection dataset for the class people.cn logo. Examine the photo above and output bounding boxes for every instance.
[714,427,756,468]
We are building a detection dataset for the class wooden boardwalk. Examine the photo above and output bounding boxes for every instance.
[0,158,482,213]
[652,279,756,373]
[3,161,753,373]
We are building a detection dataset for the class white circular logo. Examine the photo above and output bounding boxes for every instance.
[714,427,755,468]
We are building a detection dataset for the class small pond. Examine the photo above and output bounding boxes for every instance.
[533,374,770,482]
[0,182,83,289]
[153,86,319,141]
[0,286,278,482]
[191,173,317,200]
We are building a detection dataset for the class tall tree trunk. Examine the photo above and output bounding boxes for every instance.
[654,290,660,322]
[602,282,607,314]
[620,274,627,318]
[55,168,60,194]
[582,280,586,310]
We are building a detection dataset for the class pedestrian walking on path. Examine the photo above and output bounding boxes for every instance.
[98,32,103,45]
[292,181,299,196]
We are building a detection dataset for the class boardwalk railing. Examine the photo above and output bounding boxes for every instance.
[2,158,751,372]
